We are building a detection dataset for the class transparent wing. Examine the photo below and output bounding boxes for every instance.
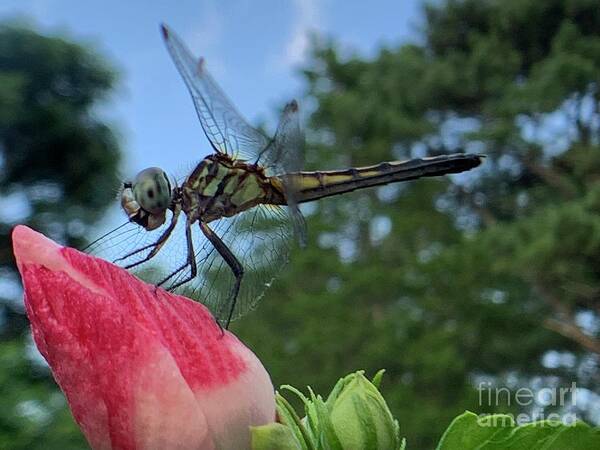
[84,204,293,322]
[176,205,292,321]
[84,214,192,289]
[262,100,304,173]
[161,24,271,161]
[87,25,308,314]
[265,100,307,245]
[161,24,305,176]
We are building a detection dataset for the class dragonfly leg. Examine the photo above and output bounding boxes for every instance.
[158,218,197,290]
[199,221,244,329]
[117,207,181,268]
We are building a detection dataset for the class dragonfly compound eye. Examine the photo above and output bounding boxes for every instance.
[132,167,172,215]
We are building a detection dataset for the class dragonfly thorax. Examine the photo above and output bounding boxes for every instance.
[181,154,277,224]
[121,167,173,231]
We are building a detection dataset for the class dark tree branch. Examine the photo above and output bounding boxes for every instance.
[544,317,600,356]
[534,280,600,356]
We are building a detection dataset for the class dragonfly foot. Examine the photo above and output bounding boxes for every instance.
[214,317,226,338]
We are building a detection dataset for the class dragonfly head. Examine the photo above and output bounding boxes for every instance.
[120,167,173,231]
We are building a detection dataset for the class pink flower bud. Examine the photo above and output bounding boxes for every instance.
[12,225,275,450]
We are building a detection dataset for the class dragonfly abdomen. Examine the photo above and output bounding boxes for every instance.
[278,153,483,204]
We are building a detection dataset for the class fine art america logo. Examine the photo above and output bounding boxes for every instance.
[477,381,578,425]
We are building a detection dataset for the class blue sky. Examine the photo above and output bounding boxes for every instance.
[1,0,421,170]
[0,0,422,229]
[0,0,424,350]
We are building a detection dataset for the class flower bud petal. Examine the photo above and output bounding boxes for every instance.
[12,225,275,450]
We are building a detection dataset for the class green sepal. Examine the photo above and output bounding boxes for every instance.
[251,422,304,450]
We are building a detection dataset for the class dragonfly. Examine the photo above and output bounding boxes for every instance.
[86,24,483,329]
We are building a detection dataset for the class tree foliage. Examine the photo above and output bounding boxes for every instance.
[0,23,121,448]
[235,0,600,447]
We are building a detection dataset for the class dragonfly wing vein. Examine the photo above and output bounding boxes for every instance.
[161,24,271,161]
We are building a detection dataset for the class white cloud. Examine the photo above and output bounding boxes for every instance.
[189,0,222,49]
[280,0,322,68]
[186,0,226,79]
[0,0,52,20]
[30,0,53,17]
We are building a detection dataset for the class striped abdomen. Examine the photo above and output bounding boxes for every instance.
[274,153,483,204]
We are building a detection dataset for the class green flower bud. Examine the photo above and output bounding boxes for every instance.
[328,371,402,450]
[252,370,403,450]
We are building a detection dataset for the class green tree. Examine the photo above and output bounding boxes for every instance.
[235,0,600,447]
[0,23,121,449]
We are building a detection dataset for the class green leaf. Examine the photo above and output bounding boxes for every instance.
[436,412,514,449]
[436,411,600,450]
